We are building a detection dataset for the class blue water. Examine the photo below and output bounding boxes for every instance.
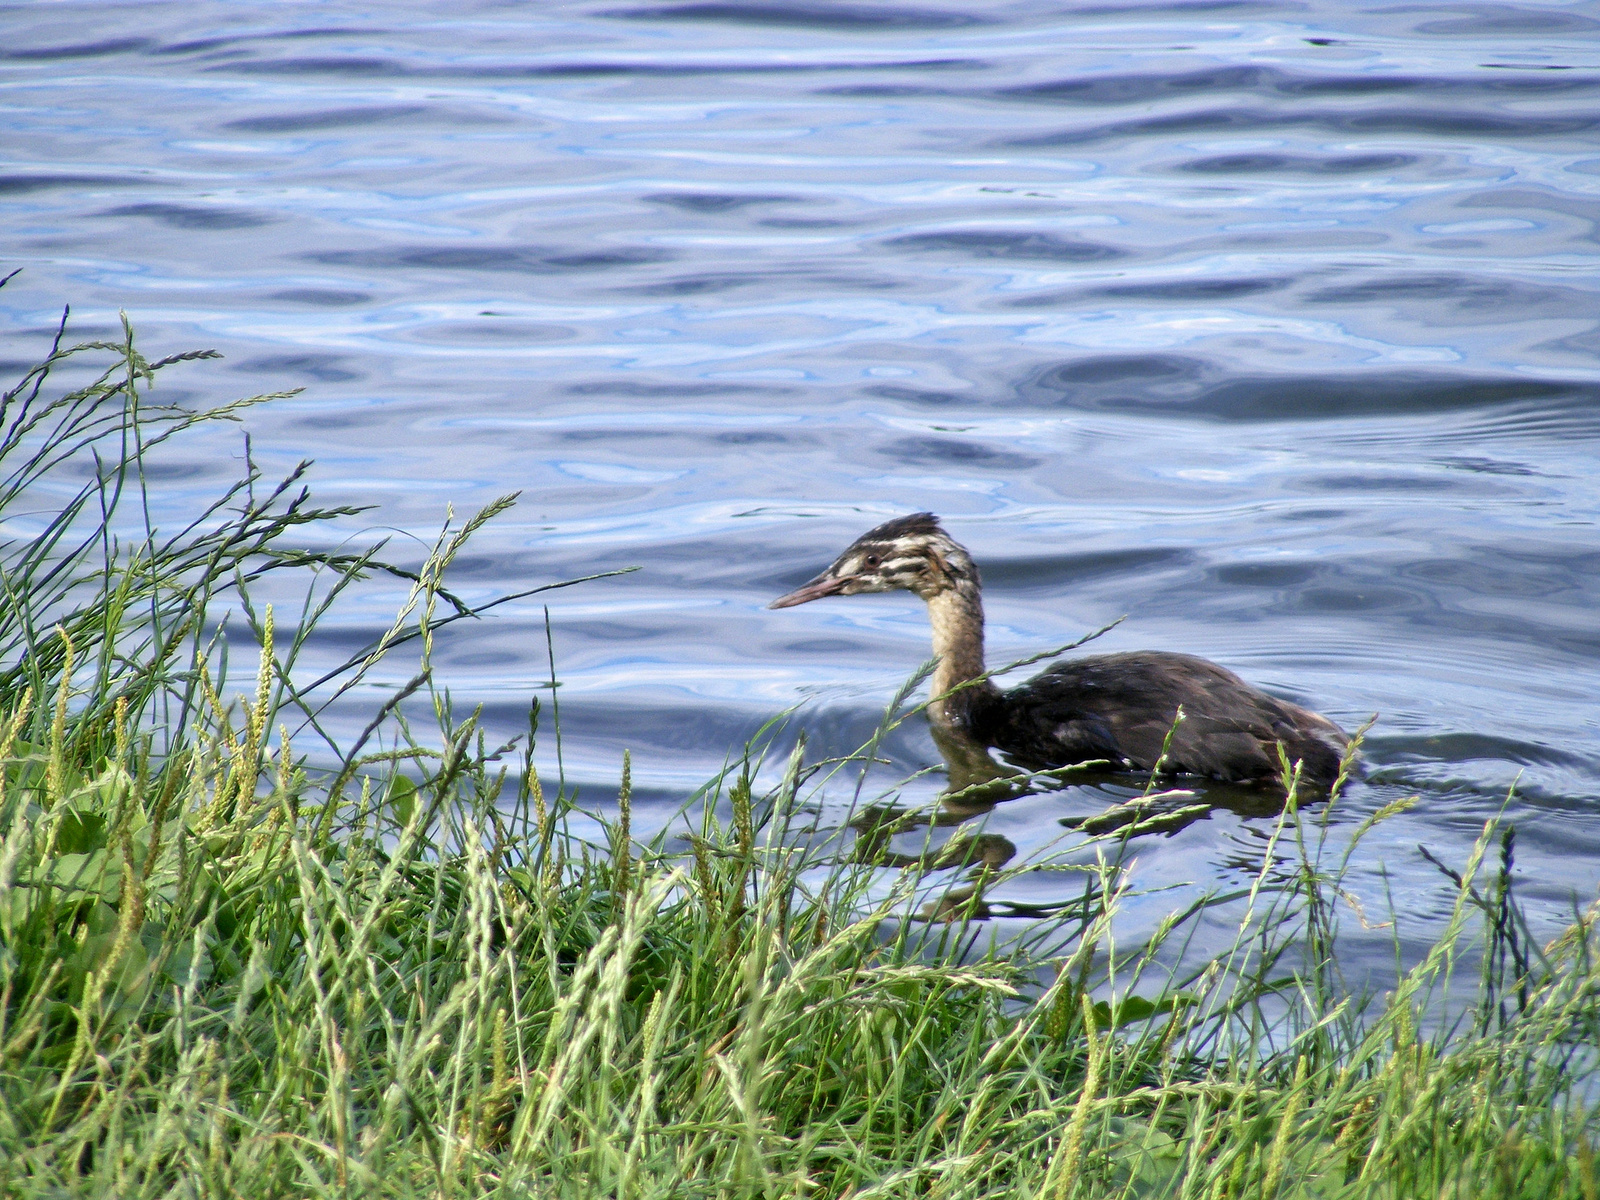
[4,0,1598,969]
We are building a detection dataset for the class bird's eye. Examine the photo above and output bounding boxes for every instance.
[864,554,880,568]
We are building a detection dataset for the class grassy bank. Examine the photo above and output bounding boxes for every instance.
[1,306,1597,1198]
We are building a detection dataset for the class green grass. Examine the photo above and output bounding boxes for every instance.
[1,302,1597,1198]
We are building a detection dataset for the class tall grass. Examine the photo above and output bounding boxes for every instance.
[1,303,1596,1198]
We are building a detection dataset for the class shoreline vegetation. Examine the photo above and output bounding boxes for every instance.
[1,307,1597,1197]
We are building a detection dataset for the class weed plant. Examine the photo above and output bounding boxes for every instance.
[0,302,1596,1197]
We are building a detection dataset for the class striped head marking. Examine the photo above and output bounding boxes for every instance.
[768,513,977,608]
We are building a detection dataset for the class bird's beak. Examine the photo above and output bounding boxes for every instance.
[768,572,848,609]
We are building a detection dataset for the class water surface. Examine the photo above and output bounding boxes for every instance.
[4,0,1598,971]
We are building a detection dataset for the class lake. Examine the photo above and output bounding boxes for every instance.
[3,0,1598,977]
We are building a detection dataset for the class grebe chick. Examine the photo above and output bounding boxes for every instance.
[770,513,1349,787]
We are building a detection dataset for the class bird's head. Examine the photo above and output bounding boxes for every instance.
[768,513,978,609]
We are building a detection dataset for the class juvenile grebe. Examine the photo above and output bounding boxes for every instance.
[770,513,1349,787]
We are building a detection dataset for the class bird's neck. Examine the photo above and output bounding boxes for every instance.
[926,583,999,732]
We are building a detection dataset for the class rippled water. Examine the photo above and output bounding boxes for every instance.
[4,0,1598,970]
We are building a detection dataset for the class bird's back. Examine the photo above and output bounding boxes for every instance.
[976,651,1349,785]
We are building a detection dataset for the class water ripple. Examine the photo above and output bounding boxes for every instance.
[3,0,1597,961]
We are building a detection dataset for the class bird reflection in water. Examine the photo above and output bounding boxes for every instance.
[849,726,1323,922]
[848,723,1223,922]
